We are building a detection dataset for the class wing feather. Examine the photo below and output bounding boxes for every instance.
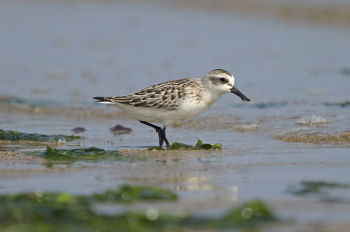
[108,78,200,110]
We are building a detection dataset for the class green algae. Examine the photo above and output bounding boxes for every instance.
[0,96,30,105]
[287,181,350,196]
[0,129,80,142]
[194,139,222,149]
[0,185,179,232]
[0,187,277,232]
[223,200,276,226]
[324,101,350,107]
[149,139,222,150]
[182,200,277,229]
[0,95,57,107]
[91,184,178,202]
[35,145,123,162]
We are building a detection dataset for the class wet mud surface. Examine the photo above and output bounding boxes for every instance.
[1,0,350,231]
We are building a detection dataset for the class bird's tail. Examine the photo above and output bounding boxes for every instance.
[93,97,116,104]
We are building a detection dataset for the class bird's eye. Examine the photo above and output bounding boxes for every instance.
[220,78,227,83]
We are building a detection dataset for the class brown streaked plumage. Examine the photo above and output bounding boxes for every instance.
[97,78,205,110]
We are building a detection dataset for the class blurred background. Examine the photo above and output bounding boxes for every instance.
[1,0,350,105]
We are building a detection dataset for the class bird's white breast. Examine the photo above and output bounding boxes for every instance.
[178,88,223,118]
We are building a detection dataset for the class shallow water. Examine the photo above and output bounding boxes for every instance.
[1,0,350,231]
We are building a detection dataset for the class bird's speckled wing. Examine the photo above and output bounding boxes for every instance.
[108,78,201,110]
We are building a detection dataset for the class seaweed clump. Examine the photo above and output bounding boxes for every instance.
[36,145,123,162]
[91,184,178,202]
[222,200,276,226]
[149,139,222,150]
[324,101,350,107]
[0,129,80,142]
[0,187,277,232]
[287,181,350,196]
[0,185,178,231]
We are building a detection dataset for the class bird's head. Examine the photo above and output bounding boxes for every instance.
[203,69,250,101]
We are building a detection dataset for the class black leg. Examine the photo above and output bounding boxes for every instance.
[158,132,164,148]
[139,121,164,148]
[161,127,170,148]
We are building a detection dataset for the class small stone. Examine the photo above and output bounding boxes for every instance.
[110,125,132,135]
[72,127,86,134]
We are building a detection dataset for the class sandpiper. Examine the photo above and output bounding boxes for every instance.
[94,69,250,147]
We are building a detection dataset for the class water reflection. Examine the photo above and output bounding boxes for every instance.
[169,175,213,192]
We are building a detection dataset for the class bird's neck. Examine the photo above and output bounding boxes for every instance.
[200,78,224,105]
[205,88,224,106]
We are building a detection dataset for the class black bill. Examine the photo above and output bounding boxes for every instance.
[231,87,250,101]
